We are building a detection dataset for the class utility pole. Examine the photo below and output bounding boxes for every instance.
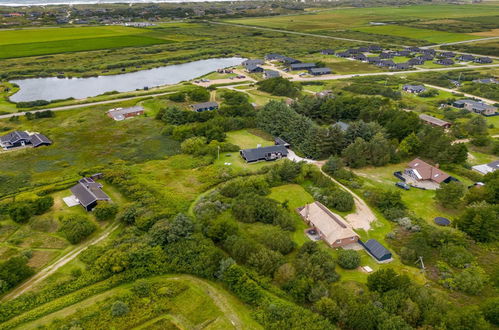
[217,145,220,160]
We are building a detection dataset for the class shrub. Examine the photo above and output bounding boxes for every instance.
[32,196,54,215]
[257,77,301,98]
[94,203,119,221]
[131,279,151,297]
[187,87,210,102]
[441,244,474,268]
[59,215,96,244]
[111,300,129,317]
[337,250,361,269]
[168,92,186,102]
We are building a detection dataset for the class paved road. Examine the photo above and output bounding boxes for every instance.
[1,223,120,302]
[0,91,175,120]
[424,83,497,105]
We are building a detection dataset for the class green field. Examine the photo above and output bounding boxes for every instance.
[353,25,477,43]
[0,26,173,59]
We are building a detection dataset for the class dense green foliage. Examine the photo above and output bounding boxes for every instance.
[257,77,302,97]
[59,215,97,244]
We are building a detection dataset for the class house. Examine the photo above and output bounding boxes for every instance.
[316,90,333,98]
[245,64,264,73]
[416,54,434,61]
[358,46,369,52]
[378,60,395,68]
[274,137,290,148]
[439,51,455,58]
[242,59,264,67]
[393,63,411,70]
[297,201,359,248]
[453,99,497,116]
[347,48,361,54]
[309,67,332,75]
[407,58,424,66]
[472,78,498,84]
[352,54,367,61]
[336,51,350,58]
[290,63,316,71]
[457,54,475,62]
[279,56,301,65]
[264,70,280,79]
[190,102,219,112]
[321,49,335,55]
[70,177,111,211]
[403,84,426,93]
[107,106,144,121]
[0,130,51,150]
[240,145,288,163]
[421,48,436,55]
[419,114,452,129]
[394,50,411,57]
[474,56,492,64]
[367,57,382,64]
[368,45,382,52]
[405,46,420,53]
[450,80,461,87]
[265,53,284,61]
[472,160,499,175]
[360,239,392,262]
[380,52,394,59]
[405,158,452,186]
[434,58,454,66]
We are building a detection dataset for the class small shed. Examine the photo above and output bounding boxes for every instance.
[361,239,392,262]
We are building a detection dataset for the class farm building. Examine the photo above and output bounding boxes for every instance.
[69,177,111,211]
[190,102,219,112]
[290,63,316,71]
[472,160,499,175]
[239,145,288,163]
[0,130,51,150]
[107,106,144,121]
[297,201,359,248]
[360,239,392,262]
[404,158,454,188]
[264,70,280,79]
[453,100,497,116]
[403,85,426,94]
[419,114,451,129]
[309,67,332,75]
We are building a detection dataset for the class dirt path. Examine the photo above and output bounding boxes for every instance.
[315,162,376,231]
[453,134,499,144]
[1,223,120,302]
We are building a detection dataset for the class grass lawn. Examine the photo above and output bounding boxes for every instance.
[245,89,287,106]
[268,184,315,246]
[486,115,499,135]
[225,129,274,149]
[353,25,477,44]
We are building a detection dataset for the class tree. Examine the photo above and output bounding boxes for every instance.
[456,201,498,242]
[481,297,499,326]
[187,87,210,102]
[313,297,340,323]
[118,204,138,225]
[94,203,119,221]
[398,132,421,157]
[434,181,465,208]
[167,213,194,242]
[465,116,487,136]
[323,156,344,176]
[441,244,474,268]
[32,196,54,215]
[343,137,370,168]
[453,265,488,295]
[367,268,410,293]
[248,248,284,276]
[257,77,301,97]
[8,202,33,224]
[0,256,34,294]
[337,250,361,269]
[59,215,96,244]
[111,300,129,317]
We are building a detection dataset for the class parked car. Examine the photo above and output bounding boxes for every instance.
[395,182,410,190]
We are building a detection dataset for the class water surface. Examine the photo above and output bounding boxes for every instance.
[10,57,244,102]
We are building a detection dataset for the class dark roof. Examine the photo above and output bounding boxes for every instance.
[242,59,264,66]
[416,54,434,61]
[439,51,455,58]
[321,49,335,54]
[190,102,219,111]
[367,56,382,63]
[475,56,492,63]
[0,130,30,144]
[70,177,110,208]
[290,63,316,70]
[280,56,300,64]
[309,67,331,74]
[457,54,475,61]
[407,58,424,65]
[246,64,263,72]
[380,52,394,58]
[435,58,454,65]
[403,84,426,92]
[274,137,290,146]
[419,114,450,127]
[379,60,395,67]
[264,70,280,78]
[29,133,52,147]
[265,53,284,60]
[240,145,288,162]
[394,63,411,70]
[363,239,392,261]
[487,160,499,169]
[434,217,451,226]
[368,45,382,51]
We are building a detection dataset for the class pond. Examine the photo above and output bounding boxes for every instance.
[9,57,245,102]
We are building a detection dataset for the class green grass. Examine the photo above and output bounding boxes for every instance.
[0,35,172,59]
[225,129,274,149]
[353,25,477,44]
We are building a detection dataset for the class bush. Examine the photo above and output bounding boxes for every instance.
[441,244,474,268]
[337,250,360,269]
[168,92,186,102]
[187,87,210,102]
[32,196,54,215]
[59,215,96,244]
[94,203,119,221]
[111,300,129,317]
[257,77,302,98]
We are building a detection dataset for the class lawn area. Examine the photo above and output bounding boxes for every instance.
[0,26,176,59]
[245,89,287,106]
[268,184,315,246]
[225,129,274,149]
[353,25,477,44]
[486,115,499,135]
[353,162,471,224]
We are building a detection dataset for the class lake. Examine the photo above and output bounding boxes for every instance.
[9,57,245,102]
